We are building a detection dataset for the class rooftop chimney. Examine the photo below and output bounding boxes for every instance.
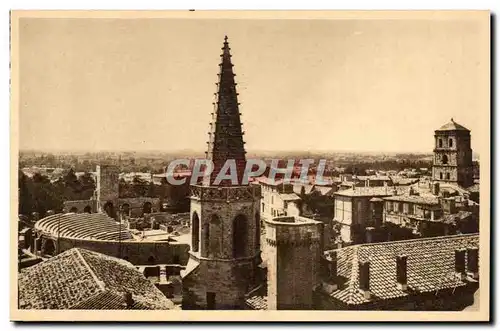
[323,251,339,292]
[396,255,408,291]
[455,249,467,281]
[467,247,479,279]
[123,292,134,309]
[365,227,375,244]
[359,261,371,299]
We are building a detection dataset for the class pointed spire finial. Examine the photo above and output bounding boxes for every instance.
[451,117,454,122]
[224,35,228,42]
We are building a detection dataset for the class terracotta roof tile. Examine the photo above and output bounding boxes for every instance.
[18,248,175,310]
[323,234,479,305]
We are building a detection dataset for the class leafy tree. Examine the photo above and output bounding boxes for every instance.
[18,170,33,216]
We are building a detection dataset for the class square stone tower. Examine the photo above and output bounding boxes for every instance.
[264,216,324,310]
[96,164,119,218]
[181,36,262,310]
[432,118,474,188]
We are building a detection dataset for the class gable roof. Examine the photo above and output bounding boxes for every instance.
[322,234,479,306]
[18,248,175,310]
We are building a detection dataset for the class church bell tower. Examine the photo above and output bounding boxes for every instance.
[432,118,474,188]
[181,36,262,310]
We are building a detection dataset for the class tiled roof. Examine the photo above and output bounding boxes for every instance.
[293,184,315,195]
[35,213,132,241]
[390,177,420,186]
[322,234,479,306]
[257,177,285,186]
[467,184,480,193]
[440,183,470,196]
[245,284,268,310]
[383,194,440,205]
[279,193,301,201]
[18,248,175,310]
[335,186,409,197]
[314,186,335,196]
[443,211,473,224]
[436,119,470,132]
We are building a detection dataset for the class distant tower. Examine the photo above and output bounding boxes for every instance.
[182,36,262,309]
[432,118,474,188]
[96,165,120,219]
[265,216,324,310]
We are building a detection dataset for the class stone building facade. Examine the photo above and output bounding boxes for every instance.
[432,119,474,188]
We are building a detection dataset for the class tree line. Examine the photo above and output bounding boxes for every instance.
[18,169,181,220]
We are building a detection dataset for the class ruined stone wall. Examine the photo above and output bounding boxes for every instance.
[96,165,119,204]
[117,197,161,217]
[54,237,189,265]
[62,200,97,213]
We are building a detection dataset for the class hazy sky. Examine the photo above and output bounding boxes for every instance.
[18,15,488,153]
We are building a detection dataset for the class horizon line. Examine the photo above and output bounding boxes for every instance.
[18,148,443,155]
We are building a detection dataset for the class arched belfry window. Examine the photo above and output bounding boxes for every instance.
[442,154,448,165]
[446,173,450,180]
[202,219,210,255]
[440,173,443,180]
[233,214,248,258]
[191,212,200,252]
[449,138,453,148]
[438,139,443,148]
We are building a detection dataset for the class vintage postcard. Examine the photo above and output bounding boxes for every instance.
[10,10,490,322]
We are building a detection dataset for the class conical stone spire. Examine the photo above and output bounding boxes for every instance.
[205,36,247,186]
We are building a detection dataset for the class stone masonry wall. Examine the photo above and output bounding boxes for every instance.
[266,220,323,310]
[55,237,189,265]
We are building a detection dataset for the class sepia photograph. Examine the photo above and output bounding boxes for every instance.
[9,10,490,322]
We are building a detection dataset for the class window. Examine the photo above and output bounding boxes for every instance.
[233,214,248,258]
[191,212,200,252]
[438,139,443,148]
[440,173,443,180]
[261,202,265,213]
[449,138,453,147]
[446,173,450,180]
[442,154,448,165]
